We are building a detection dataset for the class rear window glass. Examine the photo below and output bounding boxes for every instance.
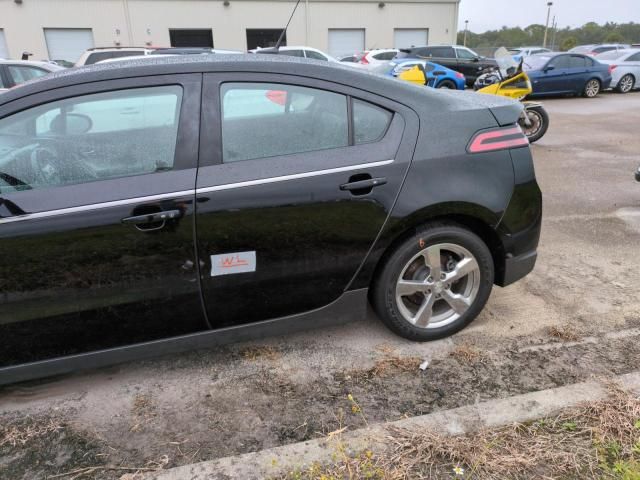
[353,99,392,144]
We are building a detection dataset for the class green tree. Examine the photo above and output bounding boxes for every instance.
[561,36,577,51]
[604,32,624,43]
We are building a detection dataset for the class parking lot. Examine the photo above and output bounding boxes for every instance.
[1,90,640,479]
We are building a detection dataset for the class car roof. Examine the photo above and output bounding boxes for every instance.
[0,54,489,114]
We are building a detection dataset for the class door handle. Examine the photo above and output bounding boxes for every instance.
[340,177,387,193]
[122,209,181,231]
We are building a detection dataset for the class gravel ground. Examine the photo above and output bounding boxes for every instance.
[1,91,640,480]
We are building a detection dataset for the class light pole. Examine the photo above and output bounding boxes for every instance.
[463,20,469,47]
[542,2,553,48]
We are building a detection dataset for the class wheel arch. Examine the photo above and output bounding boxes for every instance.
[359,203,507,294]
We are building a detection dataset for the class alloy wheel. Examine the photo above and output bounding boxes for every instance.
[619,75,634,93]
[585,79,600,97]
[395,243,481,329]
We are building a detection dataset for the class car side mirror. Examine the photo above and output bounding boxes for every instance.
[50,113,93,135]
[397,65,427,86]
[472,57,480,62]
[544,65,555,72]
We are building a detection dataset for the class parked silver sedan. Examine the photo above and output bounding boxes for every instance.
[596,49,640,93]
[0,60,65,93]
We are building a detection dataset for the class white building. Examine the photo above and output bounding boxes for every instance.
[0,0,459,63]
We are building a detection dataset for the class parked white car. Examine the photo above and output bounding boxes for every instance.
[507,46,552,58]
[0,59,65,93]
[596,48,640,93]
[357,49,399,66]
[75,47,155,67]
[250,46,339,62]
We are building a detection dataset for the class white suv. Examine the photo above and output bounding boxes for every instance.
[358,49,399,66]
[75,47,154,67]
[250,46,338,62]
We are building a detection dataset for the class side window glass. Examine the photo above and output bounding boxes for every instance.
[221,83,348,162]
[305,50,328,61]
[549,56,570,69]
[281,50,304,58]
[628,53,640,61]
[569,56,586,68]
[7,66,47,84]
[353,99,392,144]
[456,48,476,60]
[0,86,182,194]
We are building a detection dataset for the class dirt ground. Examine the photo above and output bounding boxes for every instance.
[2,91,640,480]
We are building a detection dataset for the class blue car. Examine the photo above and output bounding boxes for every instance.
[373,59,466,90]
[523,52,612,98]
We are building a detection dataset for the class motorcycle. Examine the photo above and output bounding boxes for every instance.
[473,47,549,143]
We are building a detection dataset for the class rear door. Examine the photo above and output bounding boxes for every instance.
[0,74,206,368]
[195,74,417,327]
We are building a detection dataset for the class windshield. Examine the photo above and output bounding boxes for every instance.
[494,47,518,76]
[523,55,551,71]
[596,50,627,60]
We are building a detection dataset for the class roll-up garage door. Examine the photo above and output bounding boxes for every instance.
[0,29,9,59]
[44,28,94,64]
[394,29,429,49]
[328,29,365,59]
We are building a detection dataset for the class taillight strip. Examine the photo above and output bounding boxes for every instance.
[467,126,529,153]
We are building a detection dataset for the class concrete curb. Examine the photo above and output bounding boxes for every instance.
[145,371,640,480]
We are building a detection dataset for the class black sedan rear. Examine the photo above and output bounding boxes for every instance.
[0,55,541,384]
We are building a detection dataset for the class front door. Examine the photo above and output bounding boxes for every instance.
[542,55,572,93]
[0,74,207,368]
[195,74,417,327]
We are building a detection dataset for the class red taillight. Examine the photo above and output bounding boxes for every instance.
[609,65,617,73]
[467,126,529,154]
[455,72,465,79]
[360,55,370,65]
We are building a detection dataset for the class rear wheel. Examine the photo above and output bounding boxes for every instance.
[617,74,635,94]
[371,224,494,341]
[583,78,601,98]
[436,79,457,89]
[519,105,549,143]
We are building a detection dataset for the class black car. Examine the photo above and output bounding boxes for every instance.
[395,45,497,86]
[0,55,541,384]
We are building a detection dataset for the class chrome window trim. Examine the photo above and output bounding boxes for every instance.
[197,159,394,194]
[0,159,394,224]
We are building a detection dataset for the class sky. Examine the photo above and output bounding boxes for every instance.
[458,0,640,32]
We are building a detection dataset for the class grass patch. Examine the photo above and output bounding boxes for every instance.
[279,384,640,479]
[548,325,581,342]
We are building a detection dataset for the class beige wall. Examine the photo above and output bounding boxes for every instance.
[0,0,459,60]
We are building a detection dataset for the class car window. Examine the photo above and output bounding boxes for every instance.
[280,49,305,58]
[455,48,476,60]
[353,99,392,144]
[548,55,571,69]
[305,50,328,60]
[628,52,640,62]
[7,65,48,85]
[569,56,587,68]
[221,83,348,162]
[424,47,455,58]
[523,55,552,70]
[0,86,182,194]
[373,51,397,61]
[85,51,145,65]
[593,46,614,54]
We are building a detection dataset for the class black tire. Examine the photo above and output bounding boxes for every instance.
[371,223,494,341]
[583,78,601,98]
[616,74,635,94]
[519,105,549,144]
[436,79,457,89]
